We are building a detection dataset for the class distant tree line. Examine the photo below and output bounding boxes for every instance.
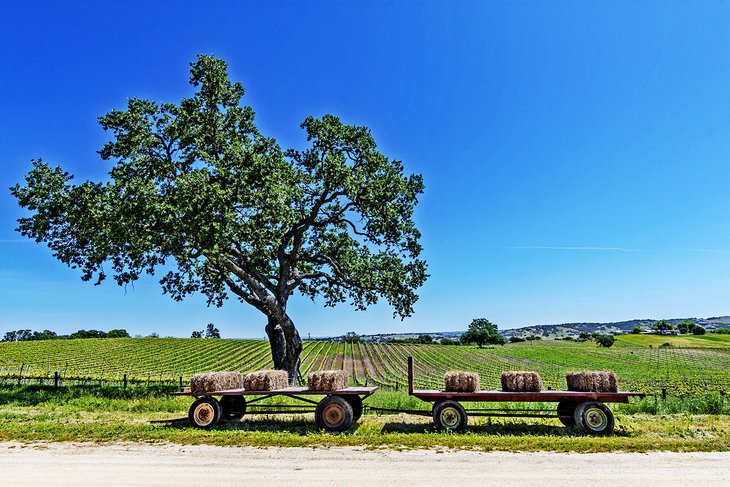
[631,320,706,335]
[1,328,131,342]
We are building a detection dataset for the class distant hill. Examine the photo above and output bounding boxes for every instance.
[343,316,730,342]
[501,316,730,339]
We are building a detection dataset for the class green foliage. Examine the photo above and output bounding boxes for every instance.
[107,329,130,338]
[715,328,730,334]
[11,54,426,316]
[460,318,505,348]
[2,330,31,342]
[595,334,615,347]
[509,336,526,343]
[618,392,730,415]
[578,332,591,341]
[204,323,220,339]
[652,320,674,331]
[416,334,433,344]
[438,338,459,345]
[342,331,362,344]
[692,326,706,335]
[191,330,203,338]
[69,329,107,339]
[632,325,642,334]
[677,320,696,334]
[10,55,427,374]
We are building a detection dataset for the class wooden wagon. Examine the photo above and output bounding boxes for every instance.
[371,357,644,435]
[174,385,378,432]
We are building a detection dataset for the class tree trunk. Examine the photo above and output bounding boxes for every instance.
[265,313,303,385]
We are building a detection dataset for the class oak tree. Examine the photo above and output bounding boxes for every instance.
[461,318,505,347]
[11,55,427,383]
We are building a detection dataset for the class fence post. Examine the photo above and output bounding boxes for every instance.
[179,376,183,390]
[123,374,127,388]
[54,371,59,388]
[662,387,667,400]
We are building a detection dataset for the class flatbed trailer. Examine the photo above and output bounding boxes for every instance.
[370,357,645,435]
[173,385,378,432]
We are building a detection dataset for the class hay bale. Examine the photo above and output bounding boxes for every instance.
[566,371,618,392]
[190,371,244,394]
[501,371,543,392]
[307,370,348,391]
[444,371,480,392]
[243,369,289,391]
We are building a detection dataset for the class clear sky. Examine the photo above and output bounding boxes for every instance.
[2,1,730,339]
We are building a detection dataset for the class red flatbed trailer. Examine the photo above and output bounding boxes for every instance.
[173,385,378,432]
[370,357,644,435]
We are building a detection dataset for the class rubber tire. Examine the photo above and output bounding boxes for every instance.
[315,396,354,432]
[188,396,222,429]
[556,400,577,427]
[219,395,247,420]
[342,395,363,422]
[574,401,614,435]
[432,400,468,432]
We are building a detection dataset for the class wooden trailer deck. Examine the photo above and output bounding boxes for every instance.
[384,357,646,435]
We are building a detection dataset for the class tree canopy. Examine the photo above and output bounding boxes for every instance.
[11,55,427,382]
[461,318,505,347]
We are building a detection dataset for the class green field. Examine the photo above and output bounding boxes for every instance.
[2,337,730,451]
[0,384,728,451]
[615,333,730,348]
[1,336,729,396]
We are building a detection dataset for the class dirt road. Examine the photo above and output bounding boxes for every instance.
[0,442,727,486]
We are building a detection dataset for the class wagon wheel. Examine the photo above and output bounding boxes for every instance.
[432,400,468,432]
[188,396,222,429]
[341,395,363,422]
[219,395,247,420]
[556,400,577,427]
[574,401,614,435]
[315,396,354,432]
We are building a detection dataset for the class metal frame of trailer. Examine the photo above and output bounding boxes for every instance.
[370,357,645,435]
[173,386,378,432]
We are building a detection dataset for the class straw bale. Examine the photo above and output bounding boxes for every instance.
[307,370,349,391]
[566,371,618,392]
[190,371,244,394]
[444,371,480,392]
[501,371,543,392]
[243,369,289,391]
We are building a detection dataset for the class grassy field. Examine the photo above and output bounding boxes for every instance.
[1,336,729,396]
[0,384,728,452]
[615,333,730,348]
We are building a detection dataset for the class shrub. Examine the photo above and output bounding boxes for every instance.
[692,326,706,335]
[595,334,615,348]
[714,327,730,334]
[509,336,526,343]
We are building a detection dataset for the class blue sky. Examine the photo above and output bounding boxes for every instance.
[2,2,730,338]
